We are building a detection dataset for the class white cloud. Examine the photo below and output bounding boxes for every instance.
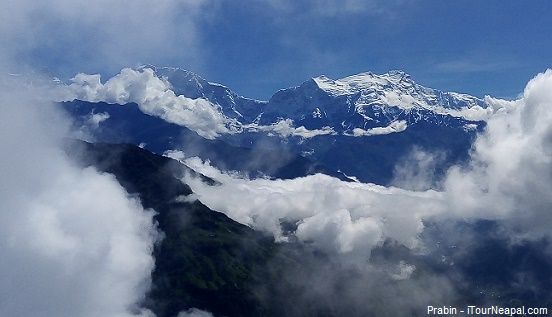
[391,147,445,191]
[443,69,552,238]
[63,68,237,139]
[244,119,336,138]
[86,111,110,129]
[180,155,443,258]
[442,105,493,121]
[348,120,407,136]
[0,0,210,74]
[0,77,159,317]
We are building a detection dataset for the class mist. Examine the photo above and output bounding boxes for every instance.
[0,75,160,316]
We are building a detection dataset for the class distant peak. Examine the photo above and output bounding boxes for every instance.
[137,65,201,78]
[387,69,406,75]
[311,75,336,88]
[352,71,374,76]
[136,64,156,70]
[385,69,411,78]
[311,75,350,95]
[312,74,332,81]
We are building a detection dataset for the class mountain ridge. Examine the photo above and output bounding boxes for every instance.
[143,65,490,135]
[59,65,487,184]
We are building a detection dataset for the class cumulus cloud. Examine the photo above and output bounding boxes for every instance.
[62,68,237,139]
[0,77,159,316]
[444,69,552,238]
[177,69,552,260]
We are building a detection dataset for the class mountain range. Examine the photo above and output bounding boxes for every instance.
[61,66,487,185]
[148,65,489,130]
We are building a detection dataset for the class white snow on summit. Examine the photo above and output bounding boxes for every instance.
[311,70,492,121]
[59,66,505,140]
[311,75,350,96]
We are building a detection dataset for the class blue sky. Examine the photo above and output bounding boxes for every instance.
[15,0,552,100]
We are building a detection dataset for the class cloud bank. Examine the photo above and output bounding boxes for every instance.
[178,155,442,257]
[0,78,159,317]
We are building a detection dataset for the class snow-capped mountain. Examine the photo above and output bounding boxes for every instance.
[263,70,489,132]
[146,66,489,137]
[144,65,266,122]
[60,66,487,184]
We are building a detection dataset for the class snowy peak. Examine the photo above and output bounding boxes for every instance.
[303,70,489,117]
[143,65,266,121]
[312,70,415,96]
[312,75,350,96]
[138,65,208,99]
[258,70,492,135]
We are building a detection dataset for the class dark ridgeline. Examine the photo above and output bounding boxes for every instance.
[66,141,552,317]
[67,141,341,316]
